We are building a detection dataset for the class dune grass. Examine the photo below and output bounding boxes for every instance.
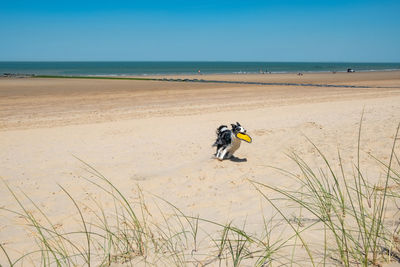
[1,121,400,266]
[251,121,400,266]
[1,161,291,266]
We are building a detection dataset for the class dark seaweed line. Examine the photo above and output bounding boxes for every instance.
[166,78,368,88]
[31,75,399,89]
[159,78,398,89]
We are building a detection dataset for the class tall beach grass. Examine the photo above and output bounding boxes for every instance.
[251,120,400,266]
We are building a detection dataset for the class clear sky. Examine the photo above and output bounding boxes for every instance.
[1,0,399,62]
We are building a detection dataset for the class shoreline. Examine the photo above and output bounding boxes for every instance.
[2,68,400,78]
[1,61,399,78]
[1,70,399,91]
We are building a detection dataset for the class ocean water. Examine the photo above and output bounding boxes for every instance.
[0,62,399,76]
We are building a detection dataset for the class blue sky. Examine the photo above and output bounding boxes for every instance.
[1,0,399,62]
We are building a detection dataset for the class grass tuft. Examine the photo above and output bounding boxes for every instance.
[251,122,400,266]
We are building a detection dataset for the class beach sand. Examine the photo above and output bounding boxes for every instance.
[1,71,400,265]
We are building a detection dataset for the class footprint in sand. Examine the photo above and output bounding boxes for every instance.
[302,121,323,129]
[130,174,146,181]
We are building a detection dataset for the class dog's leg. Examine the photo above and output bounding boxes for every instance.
[218,149,227,160]
[218,146,230,161]
[216,147,223,159]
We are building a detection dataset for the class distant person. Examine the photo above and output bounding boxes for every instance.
[198,69,202,75]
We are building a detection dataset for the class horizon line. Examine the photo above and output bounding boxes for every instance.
[1,60,400,64]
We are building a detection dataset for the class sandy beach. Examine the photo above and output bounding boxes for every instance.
[1,71,400,265]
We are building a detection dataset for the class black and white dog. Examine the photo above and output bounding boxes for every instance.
[213,122,252,160]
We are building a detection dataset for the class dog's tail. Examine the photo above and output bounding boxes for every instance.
[212,140,222,147]
[216,125,228,135]
[212,138,221,147]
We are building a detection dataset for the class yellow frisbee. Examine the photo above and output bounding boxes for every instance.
[236,133,252,143]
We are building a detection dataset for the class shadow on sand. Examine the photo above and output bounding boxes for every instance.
[228,156,247,162]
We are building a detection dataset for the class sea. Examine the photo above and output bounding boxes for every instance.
[0,62,399,76]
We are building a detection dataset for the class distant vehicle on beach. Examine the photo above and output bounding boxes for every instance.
[347,68,355,73]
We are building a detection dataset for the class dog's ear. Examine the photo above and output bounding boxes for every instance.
[236,122,241,126]
[231,124,236,129]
